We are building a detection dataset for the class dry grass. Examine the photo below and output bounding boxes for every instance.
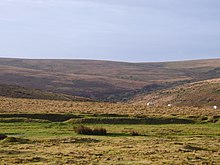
[0,96,219,117]
[131,78,220,107]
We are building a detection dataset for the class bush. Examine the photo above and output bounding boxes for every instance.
[131,131,140,136]
[93,128,107,135]
[74,125,93,135]
[74,125,107,135]
[0,134,7,140]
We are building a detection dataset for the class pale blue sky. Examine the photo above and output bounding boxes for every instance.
[0,0,220,62]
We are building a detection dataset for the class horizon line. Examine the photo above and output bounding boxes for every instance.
[0,56,220,64]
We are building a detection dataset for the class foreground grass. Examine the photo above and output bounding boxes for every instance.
[0,122,220,164]
[0,96,219,164]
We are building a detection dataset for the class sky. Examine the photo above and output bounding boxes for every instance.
[0,0,220,62]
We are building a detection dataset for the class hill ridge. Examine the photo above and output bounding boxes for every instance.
[0,58,220,101]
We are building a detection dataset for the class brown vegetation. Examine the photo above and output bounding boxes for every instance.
[0,96,219,117]
[0,84,93,101]
[131,78,220,107]
[74,125,107,135]
[1,58,220,101]
[131,131,140,136]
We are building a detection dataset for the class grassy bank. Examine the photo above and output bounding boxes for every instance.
[1,113,219,124]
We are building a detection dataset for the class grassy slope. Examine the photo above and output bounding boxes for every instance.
[0,96,219,117]
[131,78,220,107]
[0,84,92,102]
[1,58,220,100]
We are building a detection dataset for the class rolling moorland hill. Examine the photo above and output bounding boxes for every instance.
[131,78,220,107]
[0,58,220,101]
[0,84,92,102]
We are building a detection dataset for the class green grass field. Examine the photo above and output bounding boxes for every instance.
[1,120,220,164]
[0,97,219,164]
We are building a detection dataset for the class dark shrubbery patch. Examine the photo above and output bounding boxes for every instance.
[68,117,195,125]
[93,128,107,135]
[74,125,93,135]
[74,125,107,135]
[131,131,140,136]
[0,114,82,122]
[0,134,7,140]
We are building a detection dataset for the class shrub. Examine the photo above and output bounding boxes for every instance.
[74,125,107,135]
[131,131,140,136]
[0,134,7,140]
[93,128,107,135]
[74,125,93,135]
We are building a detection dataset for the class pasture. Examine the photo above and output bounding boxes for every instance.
[0,97,220,164]
[0,122,220,164]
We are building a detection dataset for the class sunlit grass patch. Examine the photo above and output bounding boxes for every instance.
[0,117,219,164]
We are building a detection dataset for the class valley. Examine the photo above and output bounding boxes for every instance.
[0,58,220,164]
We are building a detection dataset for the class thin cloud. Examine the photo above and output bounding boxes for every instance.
[0,0,219,61]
